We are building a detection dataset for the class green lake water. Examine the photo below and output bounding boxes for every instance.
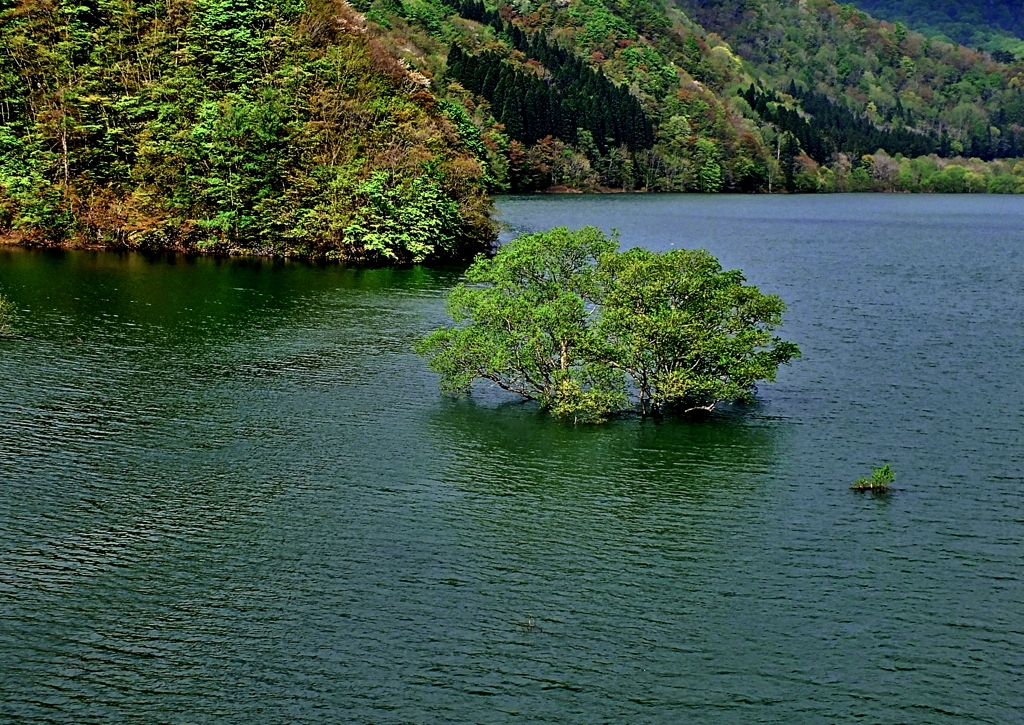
[1,194,1022,722]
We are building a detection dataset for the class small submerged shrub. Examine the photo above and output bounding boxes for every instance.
[852,464,894,493]
[0,294,15,337]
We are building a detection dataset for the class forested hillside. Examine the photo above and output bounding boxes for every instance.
[0,0,495,260]
[3,0,1024,258]
[851,0,1024,57]
[671,0,1024,189]
[366,0,1024,193]
[674,0,1024,155]
[363,0,784,193]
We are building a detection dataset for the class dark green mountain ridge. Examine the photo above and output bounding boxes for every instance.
[850,0,1024,57]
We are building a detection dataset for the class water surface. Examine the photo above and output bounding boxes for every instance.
[1,195,1022,723]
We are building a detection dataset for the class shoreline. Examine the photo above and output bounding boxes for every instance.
[3,189,1018,259]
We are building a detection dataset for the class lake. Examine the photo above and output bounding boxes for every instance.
[1,194,1022,723]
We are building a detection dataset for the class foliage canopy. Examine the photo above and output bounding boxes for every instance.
[5,0,1023,262]
[851,0,1024,55]
[357,0,1024,195]
[416,227,800,422]
[0,0,495,261]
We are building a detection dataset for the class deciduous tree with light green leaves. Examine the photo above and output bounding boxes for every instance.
[416,227,800,422]
[597,245,800,415]
[414,227,627,422]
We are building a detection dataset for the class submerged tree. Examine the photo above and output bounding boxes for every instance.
[414,227,626,422]
[598,246,800,415]
[416,227,800,422]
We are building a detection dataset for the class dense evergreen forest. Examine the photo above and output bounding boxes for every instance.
[445,35,653,151]
[742,84,940,162]
[3,0,1024,257]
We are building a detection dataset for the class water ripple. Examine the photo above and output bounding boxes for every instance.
[1,196,1023,722]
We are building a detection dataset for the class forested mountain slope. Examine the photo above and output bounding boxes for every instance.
[3,0,1024,258]
[372,0,1024,193]
[360,0,783,193]
[0,0,495,260]
[666,0,1024,189]
[850,0,1024,57]
[674,0,1024,156]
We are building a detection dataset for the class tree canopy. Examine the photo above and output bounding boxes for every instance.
[415,227,800,422]
[371,0,1024,194]
[851,0,1024,55]
[0,0,495,260]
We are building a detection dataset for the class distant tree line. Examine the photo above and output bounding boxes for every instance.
[851,0,1024,50]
